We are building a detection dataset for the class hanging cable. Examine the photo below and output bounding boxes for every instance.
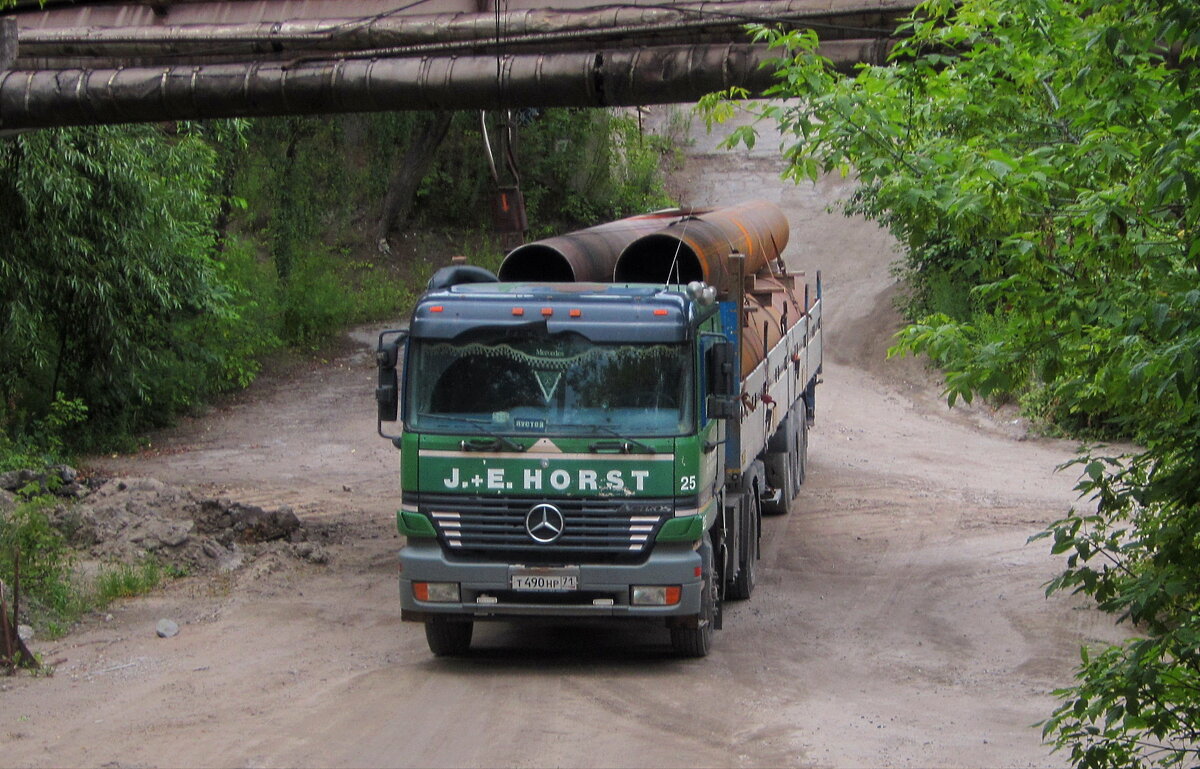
[664,215,696,288]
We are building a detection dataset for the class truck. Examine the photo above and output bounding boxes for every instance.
[374,200,822,657]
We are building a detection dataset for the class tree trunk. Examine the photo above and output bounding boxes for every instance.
[375,111,452,255]
[274,121,304,281]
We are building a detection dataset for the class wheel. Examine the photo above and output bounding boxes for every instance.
[763,413,797,515]
[794,404,808,487]
[424,620,473,656]
[671,535,716,657]
[727,487,759,600]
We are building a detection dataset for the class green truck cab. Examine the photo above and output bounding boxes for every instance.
[377,208,822,657]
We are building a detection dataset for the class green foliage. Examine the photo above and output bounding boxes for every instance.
[93,558,165,603]
[704,0,1200,765]
[1,495,178,636]
[221,109,674,347]
[516,110,675,233]
[359,109,674,235]
[0,394,87,472]
[230,116,360,280]
[0,107,674,455]
[0,124,232,445]
[1032,446,1200,767]
[0,498,78,623]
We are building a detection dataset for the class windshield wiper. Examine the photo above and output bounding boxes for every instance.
[588,425,656,454]
[416,413,526,452]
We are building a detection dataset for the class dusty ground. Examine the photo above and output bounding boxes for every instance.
[1,109,1129,768]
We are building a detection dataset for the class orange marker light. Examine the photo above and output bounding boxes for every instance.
[653,309,669,316]
[430,306,444,313]
[665,586,682,606]
[541,307,553,316]
[570,309,582,318]
[512,307,525,316]
[413,582,430,601]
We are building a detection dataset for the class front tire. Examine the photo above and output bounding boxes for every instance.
[727,488,758,600]
[671,535,716,657]
[425,620,473,656]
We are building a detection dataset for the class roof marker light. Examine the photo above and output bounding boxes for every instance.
[541,307,553,316]
[512,307,525,316]
[569,309,582,318]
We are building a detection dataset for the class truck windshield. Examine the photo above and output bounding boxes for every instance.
[406,331,692,437]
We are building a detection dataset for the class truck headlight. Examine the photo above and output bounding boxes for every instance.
[413,582,460,602]
[631,585,681,606]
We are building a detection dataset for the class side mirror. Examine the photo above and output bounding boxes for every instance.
[706,340,739,420]
[376,329,407,436]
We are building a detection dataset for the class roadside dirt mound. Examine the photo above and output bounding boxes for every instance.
[3,471,337,572]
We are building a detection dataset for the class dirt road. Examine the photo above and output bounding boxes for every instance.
[3,112,1127,768]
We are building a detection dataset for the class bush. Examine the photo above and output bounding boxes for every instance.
[93,559,165,604]
[0,497,78,625]
[1,494,176,637]
[710,0,1200,764]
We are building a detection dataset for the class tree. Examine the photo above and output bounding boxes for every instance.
[703,0,1200,765]
[375,111,453,254]
[0,124,226,441]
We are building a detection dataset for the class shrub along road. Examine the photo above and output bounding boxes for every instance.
[1,114,1128,768]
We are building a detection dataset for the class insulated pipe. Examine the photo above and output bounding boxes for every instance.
[0,43,788,130]
[12,0,921,56]
[1,19,15,68]
[0,39,894,130]
[498,208,709,282]
[613,200,790,294]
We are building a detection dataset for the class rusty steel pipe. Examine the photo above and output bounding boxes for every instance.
[738,270,806,376]
[499,208,710,282]
[613,200,790,293]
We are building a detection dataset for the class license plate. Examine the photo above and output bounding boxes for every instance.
[509,566,579,592]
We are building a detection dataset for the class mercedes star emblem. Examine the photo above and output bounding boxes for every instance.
[525,503,565,544]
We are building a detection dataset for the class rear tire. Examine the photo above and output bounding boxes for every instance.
[727,488,758,600]
[794,404,809,488]
[763,413,797,515]
[671,535,716,658]
[425,620,473,656]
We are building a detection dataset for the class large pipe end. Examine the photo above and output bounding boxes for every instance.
[613,234,704,284]
[498,244,577,282]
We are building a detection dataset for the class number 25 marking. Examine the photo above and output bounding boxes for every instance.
[680,475,697,491]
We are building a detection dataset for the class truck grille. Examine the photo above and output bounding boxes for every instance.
[414,493,670,562]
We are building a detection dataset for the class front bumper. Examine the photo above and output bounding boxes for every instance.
[399,540,704,624]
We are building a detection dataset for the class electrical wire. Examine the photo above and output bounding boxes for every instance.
[664,214,696,288]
